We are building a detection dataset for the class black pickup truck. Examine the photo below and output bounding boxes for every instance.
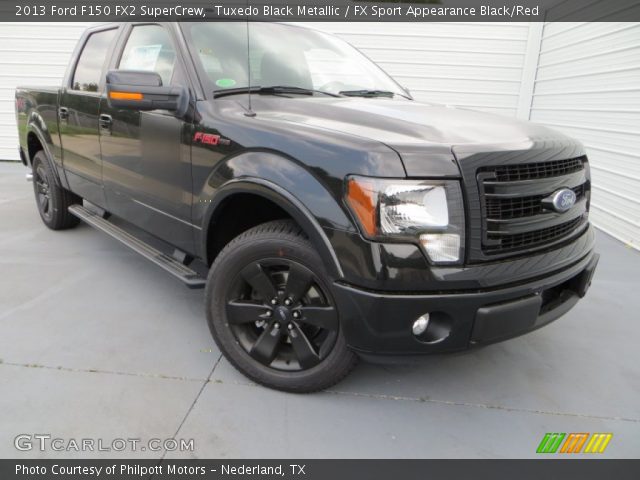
[15,22,599,392]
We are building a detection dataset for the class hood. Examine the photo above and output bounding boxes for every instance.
[239,96,578,176]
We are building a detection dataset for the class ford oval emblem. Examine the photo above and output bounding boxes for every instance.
[551,188,577,213]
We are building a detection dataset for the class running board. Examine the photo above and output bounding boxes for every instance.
[68,205,206,289]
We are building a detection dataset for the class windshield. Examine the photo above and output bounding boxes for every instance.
[181,22,409,98]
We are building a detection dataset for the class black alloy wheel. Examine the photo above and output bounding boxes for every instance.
[31,151,81,230]
[226,258,339,371]
[34,162,52,222]
[205,220,358,392]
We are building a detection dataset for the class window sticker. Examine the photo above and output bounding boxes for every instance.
[215,78,237,88]
[121,44,162,71]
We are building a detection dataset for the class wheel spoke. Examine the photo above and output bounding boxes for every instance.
[285,264,313,303]
[227,301,269,325]
[298,306,338,331]
[250,325,282,365]
[37,168,47,185]
[240,263,278,301]
[289,325,321,369]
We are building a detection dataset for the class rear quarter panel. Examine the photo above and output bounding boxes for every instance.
[15,87,63,171]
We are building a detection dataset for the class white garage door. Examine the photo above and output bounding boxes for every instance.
[529,21,640,248]
[0,22,94,160]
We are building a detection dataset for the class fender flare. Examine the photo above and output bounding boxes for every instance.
[202,178,345,280]
[26,121,65,188]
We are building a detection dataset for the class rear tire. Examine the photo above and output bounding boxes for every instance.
[31,151,81,230]
[205,220,358,393]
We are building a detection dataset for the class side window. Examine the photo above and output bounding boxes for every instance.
[119,25,176,86]
[72,29,117,92]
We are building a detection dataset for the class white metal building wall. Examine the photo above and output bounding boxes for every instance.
[528,21,640,248]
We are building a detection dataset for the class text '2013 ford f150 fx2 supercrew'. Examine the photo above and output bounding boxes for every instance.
[15,22,599,392]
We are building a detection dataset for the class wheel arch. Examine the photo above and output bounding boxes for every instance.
[25,123,65,188]
[202,179,345,280]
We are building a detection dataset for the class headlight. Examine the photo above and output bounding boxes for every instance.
[345,176,465,264]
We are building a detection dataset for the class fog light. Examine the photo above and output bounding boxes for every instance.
[412,314,430,336]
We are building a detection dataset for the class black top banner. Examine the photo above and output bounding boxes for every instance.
[4,0,640,22]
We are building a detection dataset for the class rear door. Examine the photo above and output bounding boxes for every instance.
[99,23,195,253]
[59,27,119,207]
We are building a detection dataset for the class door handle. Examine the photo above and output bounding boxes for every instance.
[99,114,112,130]
[58,107,69,120]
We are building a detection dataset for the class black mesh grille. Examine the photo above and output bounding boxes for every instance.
[485,217,584,253]
[485,185,586,220]
[488,157,584,182]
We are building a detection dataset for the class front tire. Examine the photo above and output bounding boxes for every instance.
[205,220,358,393]
[31,151,81,230]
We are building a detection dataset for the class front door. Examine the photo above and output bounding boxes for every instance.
[99,23,195,253]
[59,27,118,207]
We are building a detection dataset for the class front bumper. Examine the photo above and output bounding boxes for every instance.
[333,246,599,358]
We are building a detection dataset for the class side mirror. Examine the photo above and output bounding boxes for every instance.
[105,70,188,116]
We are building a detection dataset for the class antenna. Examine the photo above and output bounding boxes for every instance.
[244,20,256,117]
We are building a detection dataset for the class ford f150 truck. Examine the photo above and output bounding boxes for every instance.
[15,22,599,392]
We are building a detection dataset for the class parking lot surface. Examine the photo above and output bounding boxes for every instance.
[1,161,639,458]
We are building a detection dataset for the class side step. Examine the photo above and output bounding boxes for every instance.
[68,205,206,289]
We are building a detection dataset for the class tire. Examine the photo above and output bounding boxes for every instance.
[31,151,81,230]
[205,220,358,393]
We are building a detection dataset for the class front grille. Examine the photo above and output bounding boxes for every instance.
[484,217,583,253]
[488,157,584,182]
[486,184,586,220]
[477,156,590,256]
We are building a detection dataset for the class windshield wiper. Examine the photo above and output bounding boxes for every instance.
[213,86,341,99]
[338,89,396,98]
[264,86,342,97]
